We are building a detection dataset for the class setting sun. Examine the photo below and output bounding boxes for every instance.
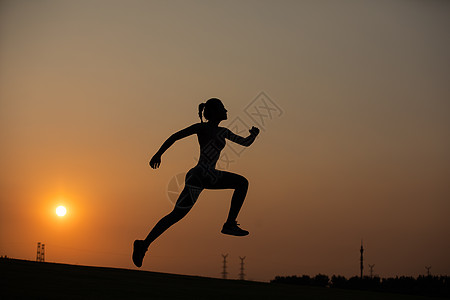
[56,206,67,217]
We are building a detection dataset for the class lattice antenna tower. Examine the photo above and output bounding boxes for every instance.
[221,254,228,279]
[368,264,375,278]
[36,242,41,262]
[239,256,246,280]
[40,244,45,262]
[36,242,45,262]
[425,266,431,276]
[360,240,364,278]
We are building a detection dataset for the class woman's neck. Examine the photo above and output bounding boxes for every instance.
[206,120,220,127]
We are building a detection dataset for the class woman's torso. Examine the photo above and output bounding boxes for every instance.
[195,123,227,169]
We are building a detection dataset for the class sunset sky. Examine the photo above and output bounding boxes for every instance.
[1,0,449,281]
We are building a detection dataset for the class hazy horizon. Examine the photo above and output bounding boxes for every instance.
[1,0,449,281]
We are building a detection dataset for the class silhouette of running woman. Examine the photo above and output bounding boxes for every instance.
[132,98,259,267]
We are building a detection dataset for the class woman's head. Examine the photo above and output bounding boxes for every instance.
[198,98,227,123]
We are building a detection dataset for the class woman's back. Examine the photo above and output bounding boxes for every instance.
[196,123,228,169]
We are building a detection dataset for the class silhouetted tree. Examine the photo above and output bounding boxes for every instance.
[272,274,449,297]
[312,274,329,287]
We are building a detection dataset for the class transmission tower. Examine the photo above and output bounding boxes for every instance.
[36,242,45,262]
[221,254,228,279]
[36,242,41,262]
[360,240,364,278]
[239,256,246,280]
[368,264,375,278]
[425,266,431,276]
[41,244,45,262]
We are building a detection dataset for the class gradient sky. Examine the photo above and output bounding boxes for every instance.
[1,0,449,281]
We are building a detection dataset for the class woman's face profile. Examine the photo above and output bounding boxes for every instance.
[219,105,228,121]
[208,102,227,121]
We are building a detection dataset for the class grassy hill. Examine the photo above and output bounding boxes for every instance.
[0,258,445,299]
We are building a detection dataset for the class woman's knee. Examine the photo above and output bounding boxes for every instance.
[239,175,249,190]
[168,207,190,221]
[175,185,202,209]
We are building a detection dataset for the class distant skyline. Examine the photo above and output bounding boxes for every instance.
[1,0,449,281]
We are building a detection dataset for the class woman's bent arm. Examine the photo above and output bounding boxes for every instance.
[150,123,200,168]
[156,123,200,155]
[225,126,259,147]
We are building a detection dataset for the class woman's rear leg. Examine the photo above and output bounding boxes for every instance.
[132,183,202,267]
[143,184,201,248]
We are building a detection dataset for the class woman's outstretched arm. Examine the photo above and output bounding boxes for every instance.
[149,123,200,169]
[225,126,260,147]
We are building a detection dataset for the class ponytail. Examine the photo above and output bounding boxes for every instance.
[198,103,206,123]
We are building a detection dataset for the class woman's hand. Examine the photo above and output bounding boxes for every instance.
[249,126,260,137]
[149,153,161,169]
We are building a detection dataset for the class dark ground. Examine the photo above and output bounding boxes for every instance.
[0,258,446,300]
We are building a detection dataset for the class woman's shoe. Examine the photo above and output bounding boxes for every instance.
[132,240,148,267]
[221,221,249,236]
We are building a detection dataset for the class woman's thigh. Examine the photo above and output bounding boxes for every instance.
[203,170,248,190]
[175,169,204,209]
[174,185,203,209]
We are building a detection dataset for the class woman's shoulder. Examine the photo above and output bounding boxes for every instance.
[195,123,229,136]
[190,122,206,133]
[217,126,230,137]
[188,122,203,129]
[178,122,203,135]
[218,126,230,132]
[193,122,205,129]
